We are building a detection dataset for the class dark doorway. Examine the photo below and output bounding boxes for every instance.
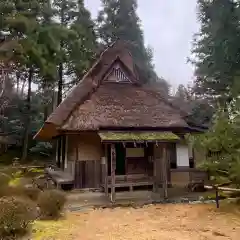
[115,143,126,175]
[107,144,126,176]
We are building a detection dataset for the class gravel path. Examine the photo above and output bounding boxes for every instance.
[34,204,240,240]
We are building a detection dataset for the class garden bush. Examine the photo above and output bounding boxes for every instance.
[0,196,37,238]
[0,184,41,202]
[37,189,66,219]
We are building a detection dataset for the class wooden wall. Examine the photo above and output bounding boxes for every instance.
[65,161,75,176]
[68,133,102,161]
[67,133,102,189]
[75,160,101,188]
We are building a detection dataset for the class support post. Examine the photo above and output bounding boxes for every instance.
[162,144,168,199]
[153,143,161,194]
[75,145,79,188]
[104,144,109,197]
[59,137,63,168]
[64,135,68,169]
[110,144,116,203]
[153,155,157,193]
[55,139,59,165]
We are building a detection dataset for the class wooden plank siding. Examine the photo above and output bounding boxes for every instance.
[74,160,101,189]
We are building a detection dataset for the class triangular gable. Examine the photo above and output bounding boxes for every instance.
[103,62,132,83]
[102,56,138,84]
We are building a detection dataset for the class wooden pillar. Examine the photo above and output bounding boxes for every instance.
[153,143,161,194]
[75,145,79,188]
[64,135,68,169]
[55,139,59,165]
[153,153,158,193]
[104,144,109,197]
[162,144,168,199]
[110,144,116,203]
[59,136,63,168]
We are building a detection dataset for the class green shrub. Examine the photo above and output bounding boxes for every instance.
[0,185,41,202]
[0,196,37,238]
[37,190,66,219]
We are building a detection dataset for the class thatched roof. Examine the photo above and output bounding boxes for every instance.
[35,41,190,140]
[62,84,188,131]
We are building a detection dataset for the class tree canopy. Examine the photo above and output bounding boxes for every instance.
[191,0,240,185]
[192,0,240,106]
[0,0,97,160]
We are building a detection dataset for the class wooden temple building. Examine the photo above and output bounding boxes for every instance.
[35,41,206,202]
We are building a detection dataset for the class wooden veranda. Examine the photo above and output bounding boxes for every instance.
[101,142,170,203]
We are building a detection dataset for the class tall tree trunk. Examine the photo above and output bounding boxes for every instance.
[56,3,65,168]
[56,62,63,168]
[43,78,51,121]
[20,78,26,97]
[16,71,20,94]
[57,4,64,106]
[21,68,33,161]
[57,62,63,105]
[43,79,49,121]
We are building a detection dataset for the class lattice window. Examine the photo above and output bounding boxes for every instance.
[104,64,131,83]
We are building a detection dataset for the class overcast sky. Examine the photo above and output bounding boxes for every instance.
[85,0,199,89]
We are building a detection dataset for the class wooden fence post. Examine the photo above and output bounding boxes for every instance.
[215,186,220,208]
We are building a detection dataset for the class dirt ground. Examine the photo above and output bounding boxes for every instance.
[34,204,240,240]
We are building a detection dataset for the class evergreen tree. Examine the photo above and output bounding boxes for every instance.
[193,105,240,186]
[192,0,240,106]
[97,0,155,83]
[53,0,77,104]
[38,0,60,120]
[172,84,214,127]
[4,0,47,160]
[0,0,61,160]
[68,0,97,82]
[175,84,191,102]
